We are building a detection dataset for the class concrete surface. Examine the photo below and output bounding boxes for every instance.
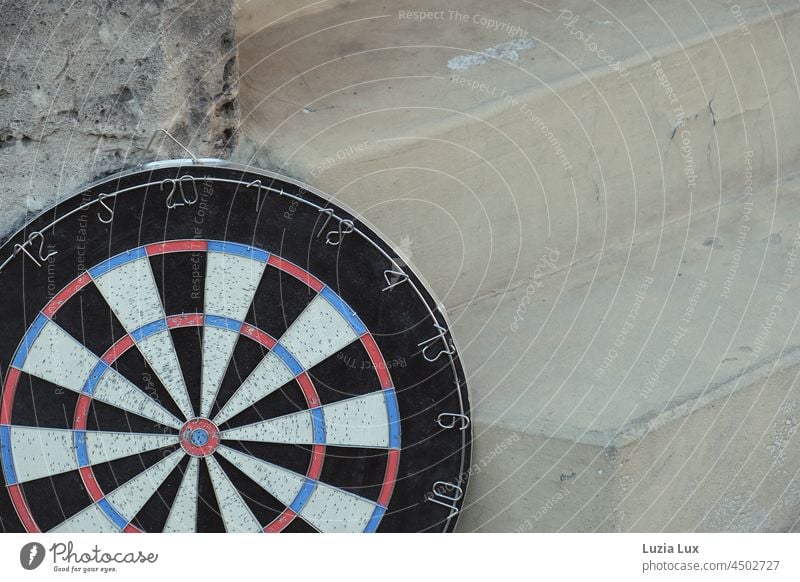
[234,0,800,531]
[0,0,240,240]
[457,173,800,532]
[233,0,800,309]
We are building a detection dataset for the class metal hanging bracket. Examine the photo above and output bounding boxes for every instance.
[140,128,200,166]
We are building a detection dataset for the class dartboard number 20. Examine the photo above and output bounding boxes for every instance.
[0,161,471,533]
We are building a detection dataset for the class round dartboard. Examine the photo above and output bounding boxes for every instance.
[0,160,471,533]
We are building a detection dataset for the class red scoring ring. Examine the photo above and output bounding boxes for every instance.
[179,418,220,457]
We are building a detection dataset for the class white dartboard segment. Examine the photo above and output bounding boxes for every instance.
[213,351,295,426]
[135,330,194,419]
[17,318,182,429]
[8,427,180,484]
[278,294,359,371]
[9,427,80,483]
[206,455,263,533]
[216,445,306,509]
[300,481,378,533]
[200,249,267,417]
[92,371,183,430]
[91,255,194,420]
[163,456,199,533]
[220,410,314,444]
[103,449,184,523]
[199,326,239,417]
[19,319,97,393]
[49,503,119,534]
[220,410,314,445]
[322,392,391,448]
[204,249,267,321]
[220,393,392,448]
[91,256,165,332]
[217,445,379,533]
[82,431,178,465]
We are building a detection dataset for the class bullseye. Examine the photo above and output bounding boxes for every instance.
[179,418,220,457]
[191,428,209,446]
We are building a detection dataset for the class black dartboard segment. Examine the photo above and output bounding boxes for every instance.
[0,160,471,533]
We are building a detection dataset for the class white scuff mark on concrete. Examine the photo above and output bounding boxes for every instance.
[766,400,799,468]
[25,197,45,213]
[447,38,535,71]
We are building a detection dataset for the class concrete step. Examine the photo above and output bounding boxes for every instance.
[454,171,800,531]
[233,0,800,309]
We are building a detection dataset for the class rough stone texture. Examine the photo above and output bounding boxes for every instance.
[0,0,240,240]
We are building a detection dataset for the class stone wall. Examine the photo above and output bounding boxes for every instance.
[0,0,240,239]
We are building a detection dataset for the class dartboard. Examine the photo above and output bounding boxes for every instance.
[0,160,471,533]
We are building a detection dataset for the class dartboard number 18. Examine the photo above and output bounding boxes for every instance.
[0,161,471,533]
